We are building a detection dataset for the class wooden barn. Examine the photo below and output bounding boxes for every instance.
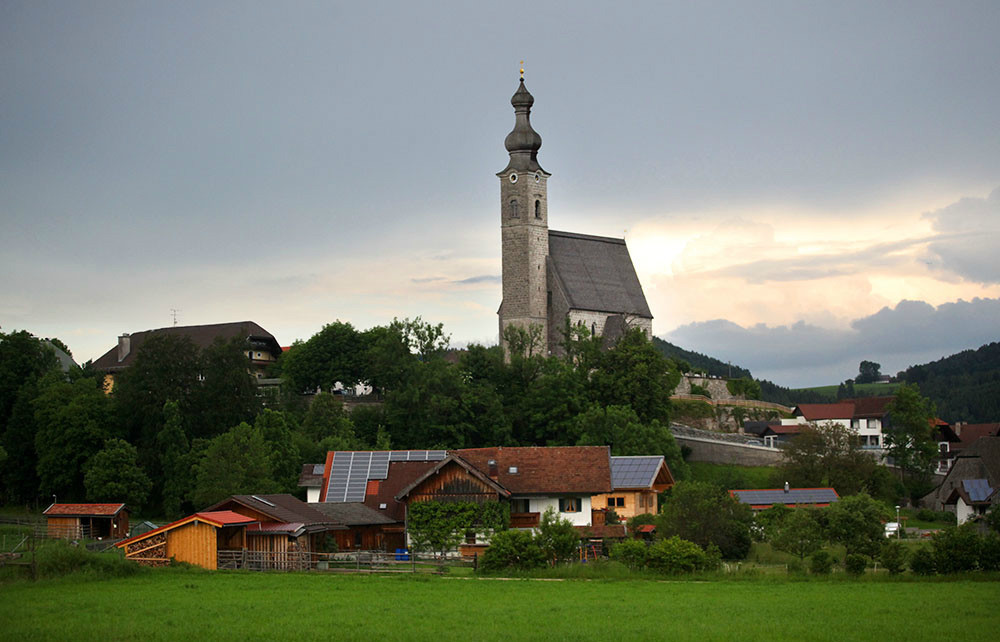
[203,494,345,554]
[43,503,129,540]
[115,511,255,569]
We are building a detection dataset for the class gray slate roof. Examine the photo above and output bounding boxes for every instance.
[963,479,994,503]
[610,456,664,489]
[204,494,343,531]
[311,502,396,526]
[548,230,652,318]
[731,488,840,506]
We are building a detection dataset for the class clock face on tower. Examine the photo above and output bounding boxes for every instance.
[534,172,541,183]
[509,173,518,184]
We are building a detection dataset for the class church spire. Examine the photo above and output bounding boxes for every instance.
[501,75,545,174]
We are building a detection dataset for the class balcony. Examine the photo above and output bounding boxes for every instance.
[509,512,540,528]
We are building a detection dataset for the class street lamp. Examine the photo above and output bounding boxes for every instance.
[895,505,901,539]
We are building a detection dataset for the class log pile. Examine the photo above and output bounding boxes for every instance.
[125,532,169,567]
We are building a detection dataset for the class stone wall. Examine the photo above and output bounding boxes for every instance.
[675,375,737,400]
[671,424,783,467]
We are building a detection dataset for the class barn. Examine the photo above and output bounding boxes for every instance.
[43,503,130,540]
[116,511,255,569]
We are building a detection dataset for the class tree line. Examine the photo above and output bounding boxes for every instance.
[0,320,690,517]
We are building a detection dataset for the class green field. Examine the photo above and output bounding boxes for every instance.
[792,382,900,400]
[2,571,999,641]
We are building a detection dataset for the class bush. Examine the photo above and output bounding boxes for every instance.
[809,550,833,575]
[536,508,580,565]
[979,532,1000,571]
[35,542,143,579]
[646,536,709,574]
[479,530,545,572]
[844,553,867,576]
[932,525,982,573]
[609,540,648,570]
[909,547,936,575]
[916,508,956,524]
[880,540,909,575]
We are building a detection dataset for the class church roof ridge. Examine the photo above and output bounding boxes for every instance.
[549,229,627,245]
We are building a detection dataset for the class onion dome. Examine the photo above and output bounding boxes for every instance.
[499,78,546,174]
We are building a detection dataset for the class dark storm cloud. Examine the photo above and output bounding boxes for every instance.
[924,187,1000,284]
[666,298,1000,387]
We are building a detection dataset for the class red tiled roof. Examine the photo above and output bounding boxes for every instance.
[957,423,1000,448]
[44,503,127,517]
[637,524,656,533]
[845,396,894,418]
[196,511,258,526]
[116,511,255,548]
[454,446,612,495]
[794,403,855,421]
[767,424,805,434]
[362,460,439,522]
[245,522,305,534]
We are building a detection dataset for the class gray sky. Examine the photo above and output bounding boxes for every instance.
[2,1,999,387]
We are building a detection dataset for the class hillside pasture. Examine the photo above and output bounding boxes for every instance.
[792,382,901,400]
[2,571,999,641]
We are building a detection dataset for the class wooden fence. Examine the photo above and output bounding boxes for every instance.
[215,549,475,574]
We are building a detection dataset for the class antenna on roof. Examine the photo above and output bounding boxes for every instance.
[170,309,181,326]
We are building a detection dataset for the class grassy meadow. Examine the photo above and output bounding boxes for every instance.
[792,382,901,400]
[2,570,999,641]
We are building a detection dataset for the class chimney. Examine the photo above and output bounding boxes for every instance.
[117,334,131,362]
[784,481,790,494]
[488,459,498,480]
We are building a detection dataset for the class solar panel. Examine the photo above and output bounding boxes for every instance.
[732,489,839,505]
[610,456,663,489]
[963,479,993,502]
[324,450,448,502]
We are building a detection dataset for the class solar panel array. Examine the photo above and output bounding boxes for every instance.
[732,489,840,505]
[325,450,447,503]
[963,479,994,502]
[610,456,663,489]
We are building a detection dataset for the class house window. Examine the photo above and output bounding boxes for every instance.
[851,419,860,430]
[465,530,476,545]
[534,199,541,218]
[510,199,519,218]
[559,497,580,513]
[607,497,624,508]
[511,498,530,513]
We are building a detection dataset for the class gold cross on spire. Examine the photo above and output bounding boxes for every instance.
[519,60,524,79]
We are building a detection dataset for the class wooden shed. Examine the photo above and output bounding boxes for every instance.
[43,503,129,540]
[115,511,255,569]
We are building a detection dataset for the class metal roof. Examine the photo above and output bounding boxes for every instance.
[324,450,446,503]
[963,479,994,502]
[730,488,840,506]
[610,456,663,489]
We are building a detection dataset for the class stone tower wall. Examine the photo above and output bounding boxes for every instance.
[500,171,549,354]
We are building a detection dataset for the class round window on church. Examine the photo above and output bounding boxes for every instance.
[509,173,518,184]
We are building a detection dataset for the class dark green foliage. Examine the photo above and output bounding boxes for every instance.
[536,508,580,564]
[726,377,761,400]
[754,504,792,542]
[825,493,888,558]
[627,513,657,532]
[884,383,937,478]
[879,540,909,575]
[300,393,358,447]
[590,329,678,425]
[609,539,648,569]
[34,373,115,501]
[190,422,278,508]
[986,504,1000,534]
[83,438,151,508]
[604,509,621,526]
[809,550,833,574]
[407,501,509,556]
[898,342,1000,424]
[646,536,714,573]
[656,481,753,560]
[979,532,1000,571]
[255,409,301,493]
[189,337,261,438]
[909,547,936,575]
[281,321,366,394]
[779,423,888,499]
[158,401,192,519]
[651,336,751,379]
[771,508,824,560]
[573,405,689,481]
[35,541,144,579]
[479,529,546,571]
[856,361,882,385]
[757,379,830,406]
[689,383,711,398]
[844,553,867,575]
[930,525,982,573]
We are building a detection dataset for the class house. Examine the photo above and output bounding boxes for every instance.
[592,456,674,519]
[932,419,962,474]
[202,494,345,554]
[760,424,806,447]
[298,463,326,503]
[924,436,1000,518]
[729,486,840,511]
[952,422,1000,454]
[310,502,398,551]
[116,510,256,569]
[91,320,282,390]
[943,480,997,525]
[43,503,129,540]
[787,397,894,450]
[496,77,652,357]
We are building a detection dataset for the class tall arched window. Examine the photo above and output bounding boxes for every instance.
[534,200,541,218]
[591,322,596,336]
[510,199,519,218]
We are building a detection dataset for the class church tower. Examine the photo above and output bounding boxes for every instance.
[498,75,551,356]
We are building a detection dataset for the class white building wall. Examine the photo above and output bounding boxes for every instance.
[956,497,975,525]
[306,487,320,504]
[528,496,592,527]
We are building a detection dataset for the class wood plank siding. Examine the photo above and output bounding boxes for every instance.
[166,521,219,570]
[406,463,501,504]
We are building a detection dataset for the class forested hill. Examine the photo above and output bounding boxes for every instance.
[899,342,1000,423]
[652,337,752,379]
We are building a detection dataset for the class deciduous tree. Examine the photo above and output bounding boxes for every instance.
[83,438,151,509]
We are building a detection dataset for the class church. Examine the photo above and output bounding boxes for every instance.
[497,76,653,356]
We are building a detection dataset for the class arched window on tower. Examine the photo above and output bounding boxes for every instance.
[510,199,519,218]
[591,322,596,336]
[535,200,541,219]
